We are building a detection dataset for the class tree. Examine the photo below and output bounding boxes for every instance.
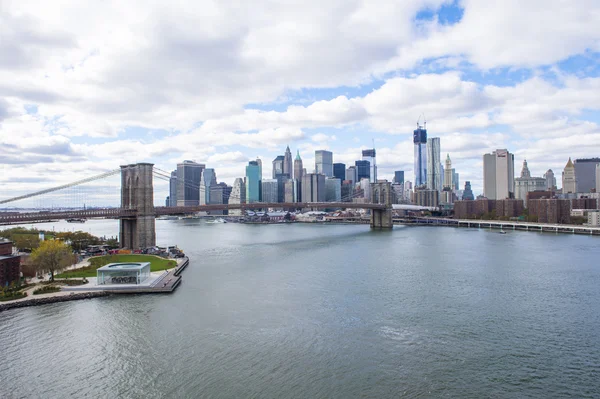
[12,234,41,252]
[31,240,75,281]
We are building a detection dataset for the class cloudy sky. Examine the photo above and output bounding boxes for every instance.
[1,0,600,205]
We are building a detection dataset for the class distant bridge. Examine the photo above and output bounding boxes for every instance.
[0,163,394,248]
[0,202,387,225]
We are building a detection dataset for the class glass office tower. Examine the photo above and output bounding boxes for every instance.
[413,125,427,187]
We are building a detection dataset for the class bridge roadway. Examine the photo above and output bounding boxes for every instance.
[0,202,387,225]
[154,202,387,215]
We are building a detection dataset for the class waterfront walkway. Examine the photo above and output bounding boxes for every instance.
[395,217,600,235]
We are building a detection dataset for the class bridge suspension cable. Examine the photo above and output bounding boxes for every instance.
[0,169,121,205]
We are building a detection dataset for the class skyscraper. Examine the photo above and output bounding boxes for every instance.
[272,155,285,178]
[294,150,304,181]
[333,163,346,181]
[261,179,278,203]
[597,164,600,193]
[426,137,441,192]
[256,157,262,179]
[562,157,577,194]
[209,183,231,215]
[362,149,377,182]
[284,179,300,202]
[301,173,326,202]
[452,170,459,191]
[169,170,177,207]
[355,160,370,181]
[573,158,600,193]
[229,178,246,215]
[346,166,357,184]
[199,168,217,205]
[177,160,204,206]
[483,149,515,199]
[413,124,427,187]
[325,178,341,202]
[283,146,293,177]
[315,150,333,177]
[544,169,557,190]
[443,154,453,189]
[246,161,261,203]
[463,181,474,200]
[393,171,404,184]
[514,159,546,206]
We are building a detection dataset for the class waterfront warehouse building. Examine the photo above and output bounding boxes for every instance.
[97,262,151,285]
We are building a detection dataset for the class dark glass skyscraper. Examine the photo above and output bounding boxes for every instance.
[413,125,427,187]
[176,160,204,206]
[393,171,404,184]
[333,163,346,181]
[574,158,600,193]
[272,155,285,178]
[362,149,377,182]
[355,160,370,181]
[463,181,474,200]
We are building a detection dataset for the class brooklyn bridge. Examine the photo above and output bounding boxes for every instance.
[0,163,395,249]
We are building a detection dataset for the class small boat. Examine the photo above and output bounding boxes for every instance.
[66,218,86,223]
[157,215,178,220]
[207,218,227,224]
[499,231,507,234]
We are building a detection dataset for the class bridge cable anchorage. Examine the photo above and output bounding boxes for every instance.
[0,169,121,205]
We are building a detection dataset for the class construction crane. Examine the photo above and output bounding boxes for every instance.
[416,113,427,129]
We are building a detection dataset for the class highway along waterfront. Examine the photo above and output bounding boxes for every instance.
[1,219,599,398]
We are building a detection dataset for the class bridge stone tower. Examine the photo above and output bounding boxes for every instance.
[120,163,156,249]
[370,181,393,229]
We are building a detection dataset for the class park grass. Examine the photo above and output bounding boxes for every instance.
[56,254,177,278]
[33,285,61,295]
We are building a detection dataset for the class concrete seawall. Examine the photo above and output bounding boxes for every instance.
[0,292,110,313]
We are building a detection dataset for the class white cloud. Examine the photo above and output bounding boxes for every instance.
[2,0,600,200]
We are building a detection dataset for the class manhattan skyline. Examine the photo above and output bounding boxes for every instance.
[1,1,600,199]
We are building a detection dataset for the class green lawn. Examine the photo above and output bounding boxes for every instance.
[56,254,177,278]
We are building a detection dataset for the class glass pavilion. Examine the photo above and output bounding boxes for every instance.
[96,262,151,285]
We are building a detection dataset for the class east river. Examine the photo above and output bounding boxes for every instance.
[1,220,599,398]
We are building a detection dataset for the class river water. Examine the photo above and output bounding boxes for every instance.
[1,220,599,398]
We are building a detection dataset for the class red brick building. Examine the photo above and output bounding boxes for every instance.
[528,199,571,224]
[0,240,21,287]
[454,199,524,219]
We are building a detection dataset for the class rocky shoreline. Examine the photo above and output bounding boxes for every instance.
[0,292,111,312]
